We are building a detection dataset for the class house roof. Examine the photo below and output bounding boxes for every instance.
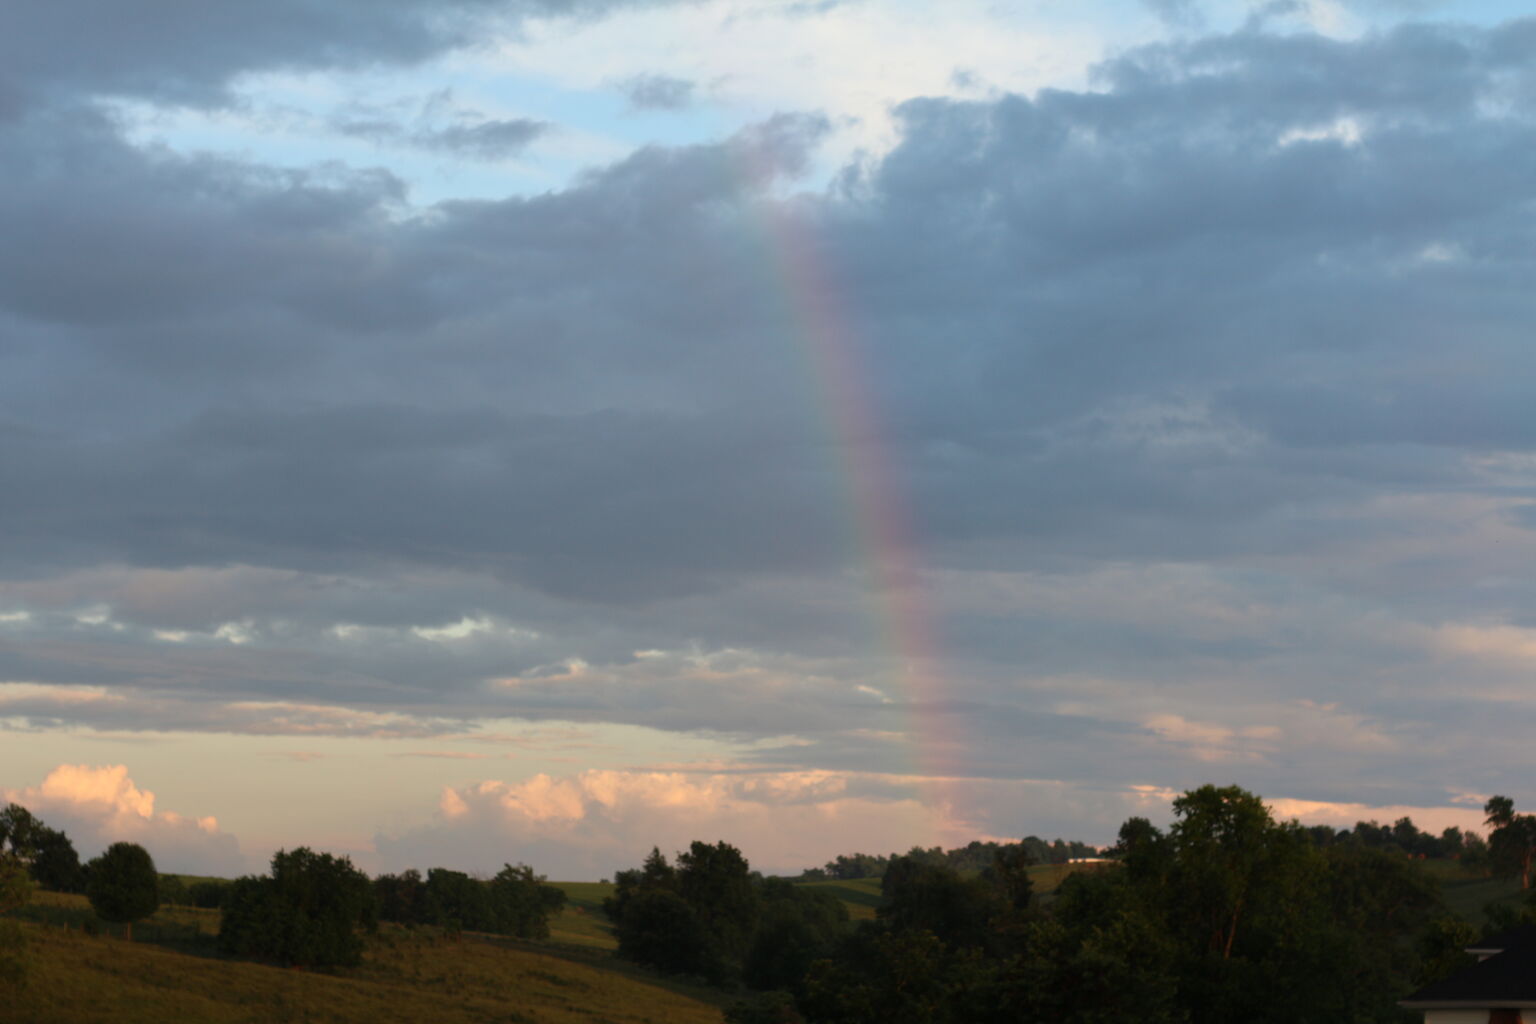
[1468,924,1536,957]
[1401,947,1536,1009]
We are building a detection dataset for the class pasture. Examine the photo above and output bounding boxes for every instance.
[6,892,724,1024]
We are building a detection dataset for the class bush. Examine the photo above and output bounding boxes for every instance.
[219,847,376,968]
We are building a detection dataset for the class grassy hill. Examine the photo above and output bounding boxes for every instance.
[8,892,724,1024]
[548,882,619,950]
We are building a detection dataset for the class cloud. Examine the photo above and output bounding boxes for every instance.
[5,14,1536,838]
[333,91,551,159]
[1266,796,1487,836]
[2,765,244,875]
[1,0,688,108]
[376,767,946,877]
[616,73,697,110]
[1142,0,1205,29]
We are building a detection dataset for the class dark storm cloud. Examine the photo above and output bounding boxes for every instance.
[7,16,1536,816]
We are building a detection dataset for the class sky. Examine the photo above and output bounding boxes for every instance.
[3,0,1536,879]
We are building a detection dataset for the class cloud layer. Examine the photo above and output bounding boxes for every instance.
[3,6,1536,852]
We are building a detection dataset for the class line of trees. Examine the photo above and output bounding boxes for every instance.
[219,850,569,967]
[610,786,1516,1024]
[374,864,567,939]
[11,787,1536,1015]
[802,836,1103,882]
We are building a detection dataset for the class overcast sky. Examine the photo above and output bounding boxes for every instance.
[4,0,1536,878]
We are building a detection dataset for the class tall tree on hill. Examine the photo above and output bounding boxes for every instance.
[85,842,159,940]
[1484,795,1536,889]
[677,840,760,967]
[0,804,82,892]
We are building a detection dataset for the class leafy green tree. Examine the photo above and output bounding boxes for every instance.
[981,844,1034,914]
[489,862,567,939]
[1485,795,1536,888]
[157,874,189,906]
[0,804,83,892]
[801,927,999,1024]
[0,806,40,860]
[0,854,33,989]
[878,856,1001,951]
[424,867,495,933]
[28,827,83,893]
[744,879,849,991]
[1166,785,1282,960]
[85,842,159,940]
[616,887,715,976]
[1013,885,1186,1024]
[677,840,760,970]
[822,853,890,880]
[726,990,806,1024]
[188,880,230,909]
[219,847,376,967]
[608,841,764,982]
[374,868,427,925]
[604,846,677,925]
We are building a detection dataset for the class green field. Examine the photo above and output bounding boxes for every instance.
[548,882,618,949]
[7,892,725,1024]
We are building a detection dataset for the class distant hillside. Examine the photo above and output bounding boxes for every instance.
[11,892,724,1024]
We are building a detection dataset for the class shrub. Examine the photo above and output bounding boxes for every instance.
[219,847,376,967]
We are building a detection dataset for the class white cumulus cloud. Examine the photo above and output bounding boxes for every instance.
[2,764,245,876]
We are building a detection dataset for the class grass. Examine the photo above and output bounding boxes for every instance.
[5,893,725,1024]
[548,883,618,950]
[796,878,882,921]
[1439,873,1525,926]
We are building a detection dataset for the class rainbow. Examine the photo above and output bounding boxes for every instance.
[738,159,968,834]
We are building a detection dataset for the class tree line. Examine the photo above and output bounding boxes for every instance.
[8,787,1536,1019]
[800,836,1103,882]
[603,788,1536,1024]
[0,801,567,975]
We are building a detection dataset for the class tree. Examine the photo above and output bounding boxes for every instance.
[1166,784,1286,960]
[744,879,849,991]
[0,804,82,892]
[85,842,159,940]
[616,888,714,976]
[188,880,230,909]
[374,868,427,925]
[219,847,376,967]
[981,844,1034,914]
[489,862,566,939]
[0,853,33,989]
[677,840,760,970]
[607,841,765,982]
[424,867,495,933]
[1484,795,1536,889]
[878,856,1001,951]
[801,927,999,1024]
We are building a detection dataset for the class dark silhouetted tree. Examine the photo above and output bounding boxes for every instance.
[86,842,159,940]
[219,847,376,967]
[0,853,32,988]
[1485,795,1536,889]
[489,862,566,939]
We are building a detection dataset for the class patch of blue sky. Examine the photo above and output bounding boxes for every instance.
[106,59,739,206]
